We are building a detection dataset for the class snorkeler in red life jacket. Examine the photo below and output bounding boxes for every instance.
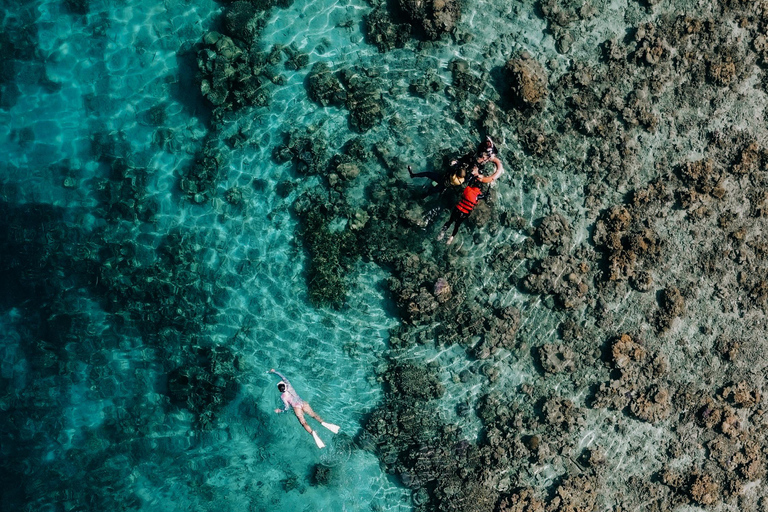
[437,177,486,245]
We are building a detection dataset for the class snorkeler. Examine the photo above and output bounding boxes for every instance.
[408,136,503,196]
[268,368,339,449]
[407,164,469,198]
[437,175,486,245]
[452,135,498,168]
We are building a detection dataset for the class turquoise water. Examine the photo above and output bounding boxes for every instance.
[8,0,766,510]
[2,0,417,509]
[5,0,585,508]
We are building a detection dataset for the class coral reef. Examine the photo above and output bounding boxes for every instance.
[14,0,768,509]
[339,67,386,132]
[397,0,461,41]
[0,181,233,507]
[180,132,226,203]
[382,361,445,400]
[537,343,575,374]
[306,62,346,107]
[293,194,359,308]
[592,334,671,423]
[337,2,768,510]
[223,1,265,42]
[364,6,411,52]
[504,52,549,111]
[591,203,663,285]
[0,10,51,110]
[94,145,158,222]
[197,31,270,116]
[522,252,591,309]
[305,63,385,132]
[63,0,89,15]
[167,346,240,429]
[272,128,328,175]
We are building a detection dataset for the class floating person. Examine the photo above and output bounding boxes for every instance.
[437,174,487,245]
[408,136,503,197]
[451,135,498,168]
[408,163,468,198]
[268,368,339,449]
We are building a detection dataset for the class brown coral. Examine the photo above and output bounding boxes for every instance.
[537,343,575,374]
[612,333,646,368]
[593,334,672,423]
[689,473,719,505]
[505,52,549,110]
[498,488,546,512]
[630,385,672,423]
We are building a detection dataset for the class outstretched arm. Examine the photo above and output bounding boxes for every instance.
[269,368,291,386]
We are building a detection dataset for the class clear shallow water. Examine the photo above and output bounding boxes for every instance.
[1,0,694,509]
[1,0,418,509]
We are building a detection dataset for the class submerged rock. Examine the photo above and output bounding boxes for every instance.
[307,62,346,107]
[504,52,549,110]
[398,0,461,40]
[364,6,410,52]
[197,31,269,117]
[166,346,240,430]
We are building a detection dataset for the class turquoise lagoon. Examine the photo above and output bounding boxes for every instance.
[0,0,627,510]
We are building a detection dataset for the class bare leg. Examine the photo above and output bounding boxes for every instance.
[293,407,312,434]
[303,403,324,423]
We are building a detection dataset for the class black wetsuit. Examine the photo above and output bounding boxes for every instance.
[409,169,457,198]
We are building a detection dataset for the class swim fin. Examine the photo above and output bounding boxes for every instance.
[321,422,340,434]
[312,430,325,449]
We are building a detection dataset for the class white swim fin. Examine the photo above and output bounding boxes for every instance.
[312,430,325,449]
[321,422,340,434]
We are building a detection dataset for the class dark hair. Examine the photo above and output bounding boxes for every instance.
[277,382,286,392]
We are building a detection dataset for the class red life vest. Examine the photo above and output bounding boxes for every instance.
[457,186,482,214]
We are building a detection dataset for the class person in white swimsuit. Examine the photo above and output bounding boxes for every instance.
[269,368,339,448]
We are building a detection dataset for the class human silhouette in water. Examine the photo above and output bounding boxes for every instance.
[437,174,487,245]
[407,136,504,197]
[268,368,339,448]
